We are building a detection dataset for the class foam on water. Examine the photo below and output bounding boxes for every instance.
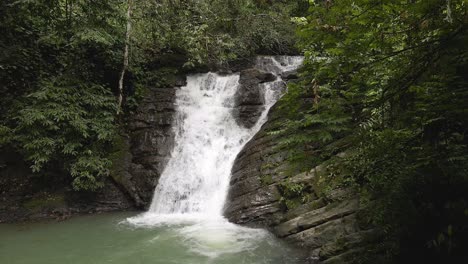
[177,220,272,258]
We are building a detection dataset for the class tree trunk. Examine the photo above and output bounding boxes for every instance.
[117,0,133,114]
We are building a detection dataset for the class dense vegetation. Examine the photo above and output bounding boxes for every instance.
[0,0,301,190]
[276,0,468,262]
[2,0,467,263]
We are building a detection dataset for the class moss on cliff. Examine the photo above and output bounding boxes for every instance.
[22,193,66,212]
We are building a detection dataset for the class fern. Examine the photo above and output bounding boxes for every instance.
[10,77,117,190]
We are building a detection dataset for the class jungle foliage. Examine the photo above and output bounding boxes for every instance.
[0,0,302,190]
[0,0,125,190]
[2,0,467,262]
[276,0,468,262]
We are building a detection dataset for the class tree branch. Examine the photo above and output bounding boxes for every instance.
[117,0,133,114]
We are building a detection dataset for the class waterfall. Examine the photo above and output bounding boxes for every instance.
[149,73,246,216]
[128,56,303,225]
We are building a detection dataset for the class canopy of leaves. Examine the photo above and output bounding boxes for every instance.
[0,0,125,190]
[131,0,304,68]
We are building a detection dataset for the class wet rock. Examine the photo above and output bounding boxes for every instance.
[281,69,299,80]
[224,107,292,227]
[275,198,359,238]
[233,68,276,128]
[124,82,183,209]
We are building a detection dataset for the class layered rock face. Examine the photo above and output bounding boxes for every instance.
[233,69,276,128]
[112,77,186,208]
[224,84,381,263]
[128,89,176,205]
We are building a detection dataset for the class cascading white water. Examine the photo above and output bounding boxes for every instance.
[127,56,303,258]
[148,56,303,218]
[149,72,246,216]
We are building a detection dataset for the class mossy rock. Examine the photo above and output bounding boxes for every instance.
[260,174,274,185]
[145,67,179,88]
[109,133,130,185]
[22,193,66,211]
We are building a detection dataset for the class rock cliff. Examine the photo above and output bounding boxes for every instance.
[224,81,382,264]
[112,78,184,208]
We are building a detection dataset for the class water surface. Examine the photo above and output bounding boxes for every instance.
[0,212,304,264]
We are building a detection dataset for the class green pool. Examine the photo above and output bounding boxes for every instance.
[0,212,304,264]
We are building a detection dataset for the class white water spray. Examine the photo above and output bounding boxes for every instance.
[149,73,246,216]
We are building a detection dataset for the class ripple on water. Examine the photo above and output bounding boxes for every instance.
[124,213,274,259]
